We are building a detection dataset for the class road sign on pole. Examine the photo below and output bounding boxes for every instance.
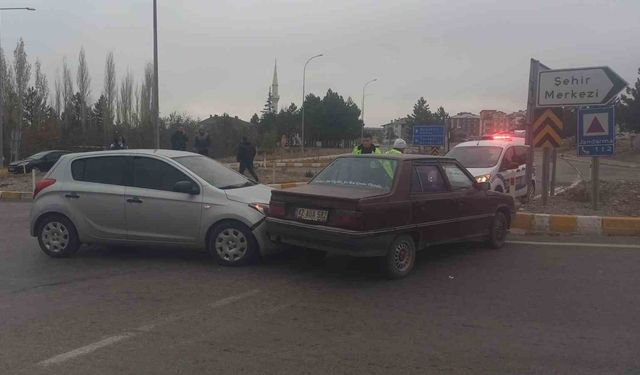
[532,108,563,148]
[577,106,615,157]
[413,125,445,148]
[537,66,627,107]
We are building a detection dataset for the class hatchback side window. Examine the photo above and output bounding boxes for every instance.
[411,165,447,193]
[500,147,516,171]
[132,157,192,192]
[71,156,127,185]
[514,146,529,166]
[442,164,474,191]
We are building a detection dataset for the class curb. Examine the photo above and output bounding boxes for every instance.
[513,212,640,236]
[0,191,32,201]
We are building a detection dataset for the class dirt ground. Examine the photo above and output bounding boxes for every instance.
[0,169,45,192]
[522,179,640,217]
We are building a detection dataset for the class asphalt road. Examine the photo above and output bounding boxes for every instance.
[2,201,640,375]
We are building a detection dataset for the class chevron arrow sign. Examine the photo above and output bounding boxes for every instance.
[533,107,563,149]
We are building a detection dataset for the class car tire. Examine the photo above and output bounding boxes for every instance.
[381,235,416,279]
[208,222,258,266]
[487,211,508,249]
[304,249,327,266]
[36,214,80,258]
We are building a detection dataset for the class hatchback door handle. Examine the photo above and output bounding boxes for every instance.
[127,197,143,204]
[65,193,80,199]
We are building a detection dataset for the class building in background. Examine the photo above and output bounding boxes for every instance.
[447,112,480,140]
[380,118,411,144]
[507,110,527,130]
[480,110,508,135]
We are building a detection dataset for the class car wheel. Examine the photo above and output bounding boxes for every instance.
[37,214,80,258]
[304,249,327,266]
[381,235,416,279]
[208,222,258,266]
[487,211,508,249]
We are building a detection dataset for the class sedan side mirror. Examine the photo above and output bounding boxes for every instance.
[173,180,200,195]
[474,181,490,191]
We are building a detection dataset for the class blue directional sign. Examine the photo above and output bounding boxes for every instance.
[413,124,445,147]
[577,107,615,156]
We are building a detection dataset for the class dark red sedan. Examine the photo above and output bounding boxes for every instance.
[266,154,515,278]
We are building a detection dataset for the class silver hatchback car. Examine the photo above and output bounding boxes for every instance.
[29,149,277,265]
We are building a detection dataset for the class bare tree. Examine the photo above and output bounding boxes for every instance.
[12,38,31,161]
[139,62,153,128]
[77,47,91,130]
[118,69,134,128]
[62,57,73,111]
[35,60,49,106]
[53,70,62,117]
[103,51,116,141]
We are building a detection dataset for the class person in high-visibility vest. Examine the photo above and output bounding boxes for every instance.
[353,133,381,155]
[383,138,407,178]
[386,138,407,155]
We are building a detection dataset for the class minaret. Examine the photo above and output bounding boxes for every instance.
[271,60,279,113]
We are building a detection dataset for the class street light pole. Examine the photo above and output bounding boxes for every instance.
[360,78,377,139]
[152,0,160,149]
[0,7,35,168]
[301,53,323,154]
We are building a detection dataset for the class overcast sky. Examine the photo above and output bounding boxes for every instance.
[1,0,639,126]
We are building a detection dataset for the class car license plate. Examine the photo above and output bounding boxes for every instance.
[296,208,328,223]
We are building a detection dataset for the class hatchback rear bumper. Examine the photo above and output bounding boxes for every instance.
[266,217,395,257]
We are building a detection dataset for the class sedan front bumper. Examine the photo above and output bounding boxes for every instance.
[266,217,395,257]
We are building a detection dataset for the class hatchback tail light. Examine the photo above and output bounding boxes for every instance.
[333,210,363,231]
[33,178,56,198]
[269,201,286,218]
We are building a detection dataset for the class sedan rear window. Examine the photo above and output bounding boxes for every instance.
[446,146,503,168]
[311,157,396,192]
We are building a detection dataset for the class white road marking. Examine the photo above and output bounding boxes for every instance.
[38,333,136,367]
[37,289,261,367]
[507,240,640,249]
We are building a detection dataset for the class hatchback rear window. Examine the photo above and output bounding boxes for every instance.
[71,156,127,185]
[311,157,396,192]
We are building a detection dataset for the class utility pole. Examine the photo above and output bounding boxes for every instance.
[300,54,323,154]
[0,7,35,167]
[361,78,377,139]
[153,0,160,149]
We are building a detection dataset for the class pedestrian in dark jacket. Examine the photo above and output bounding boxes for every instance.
[237,137,259,182]
[171,126,188,151]
[109,134,127,150]
[194,128,210,156]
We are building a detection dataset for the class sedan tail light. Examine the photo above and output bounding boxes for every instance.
[333,210,363,231]
[33,178,56,198]
[269,201,286,218]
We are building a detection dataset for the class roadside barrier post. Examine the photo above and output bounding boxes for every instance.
[592,157,600,210]
[510,177,517,199]
[32,169,36,192]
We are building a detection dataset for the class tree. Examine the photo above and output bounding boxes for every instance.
[405,97,436,141]
[261,88,273,117]
[62,57,74,131]
[250,113,259,125]
[53,71,62,118]
[103,51,116,142]
[138,62,153,129]
[117,69,134,128]
[77,47,91,131]
[434,106,449,124]
[12,38,31,160]
[618,67,640,132]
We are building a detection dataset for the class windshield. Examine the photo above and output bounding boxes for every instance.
[311,157,397,192]
[27,151,49,160]
[446,146,503,168]
[173,155,254,189]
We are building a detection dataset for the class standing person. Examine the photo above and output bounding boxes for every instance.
[352,133,381,155]
[194,127,210,156]
[170,126,188,151]
[386,138,407,155]
[237,136,259,182]
[109,134,127,150]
